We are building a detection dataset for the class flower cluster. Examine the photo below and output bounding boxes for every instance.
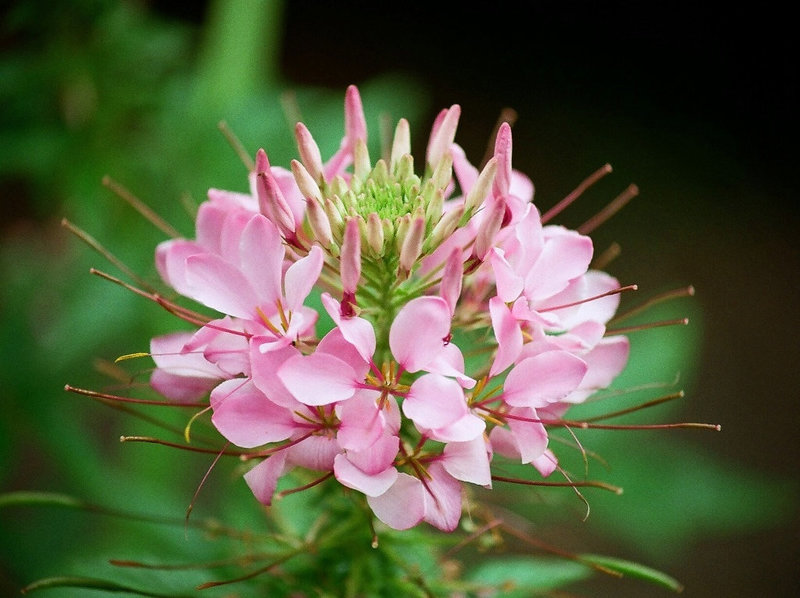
[151,86,630,531]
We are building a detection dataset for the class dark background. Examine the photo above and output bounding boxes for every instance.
[3,1,797,596]
[279,4,800,596]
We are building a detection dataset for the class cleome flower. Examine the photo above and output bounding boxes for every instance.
[146,85,639,532]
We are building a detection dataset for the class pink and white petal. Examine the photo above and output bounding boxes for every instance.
[422,462,463,532]
[150,369,218,402]
[504,351,588,408]
[210,379,296,447]
[427,343,475,389]
[489,296,523,377]
[532,449,558,477]
[336,392,384,451]
[184,254,257,319]
[488,426,520,460]
[286,435,340,471]
[564,336,630,404]
[443,437,492,487]
[284,246,323,311]
[238,214,283,305]
[155,239,201,293]
[525,228,594,301]
[491,122,513,198]
[440,249,464,317]
[344,432,399,474]
[367,473,425,530]
[450,144,478,200]
[316,326,371,380]
[244,452,287,506]
[278,352,358,406]
[509,170,535,204]
[206,188,258,213]
[489,248,524,303]
[194,201,229,254]
[333,454,398,497]
[404,374,467,430]
[321,293,376,362]
[506,407,549,464]
[427,412,486,443]
[249,342,303,408]
[390,296,451,372]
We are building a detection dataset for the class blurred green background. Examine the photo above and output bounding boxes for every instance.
[1,1,797,596]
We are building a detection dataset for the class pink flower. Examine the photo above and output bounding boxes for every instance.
[140,85,644,534]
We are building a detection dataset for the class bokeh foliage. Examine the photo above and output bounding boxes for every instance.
[1,1,794,596]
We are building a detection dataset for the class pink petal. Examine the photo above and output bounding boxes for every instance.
[422,462,463,532]
[210,379,296,448]
[284,246,323,311]
[427,412,486,443]
[491,122,513,198]
[321,293,376,362]
[316,326,371,380]
[532,449,558,477]
[150,369,218,403]
[278,352,358,405]
[390,296,451,372]
[367,473,425,530]
[340,218,362,294]
[249,342,303,408]
[404,374,467,430]
[440,249,464,317]
[184,254,257,319]
[244,452,287,506]
[489,248,524,302]
[504,351,588,408]
[443,437,492,486]
[506,407,549,464]
[343,431,399,474]
[286,435,339,471]
[336,392,384,451]
[525,227,593,301]
[333,454,398,497]
[426,105,460,168]
[489,296,523,377]
[237,214,283,306]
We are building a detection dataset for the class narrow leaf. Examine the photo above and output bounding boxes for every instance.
[22,575,190,597]
[580,554,684,592]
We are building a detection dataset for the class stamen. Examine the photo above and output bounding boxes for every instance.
[276,471,334,499]
[217,120,255,171]
[541,163,613,224]
[539,284,638,312]
[89,268,224,331]
[102,176,181,238]
[62,219,157,293]
[186,443,230,530]
[577,183,639,235]
[580,391,685,422]
[591,241,622,270]
[119,436,243,455]
[606,317,689,335]
[610,285,696,324]
[491,475,623,494]
[196,550,303,590]
[65,385,206,408]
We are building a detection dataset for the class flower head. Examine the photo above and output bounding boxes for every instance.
[143,85,651,532]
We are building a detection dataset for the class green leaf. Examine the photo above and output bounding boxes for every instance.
[466,556,591,596]
[579,554,684,593]
[22,576,192,597]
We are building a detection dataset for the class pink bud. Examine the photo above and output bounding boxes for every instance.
[341,218,361,295]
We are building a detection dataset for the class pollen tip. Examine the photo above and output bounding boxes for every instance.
[687,284,696,296]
